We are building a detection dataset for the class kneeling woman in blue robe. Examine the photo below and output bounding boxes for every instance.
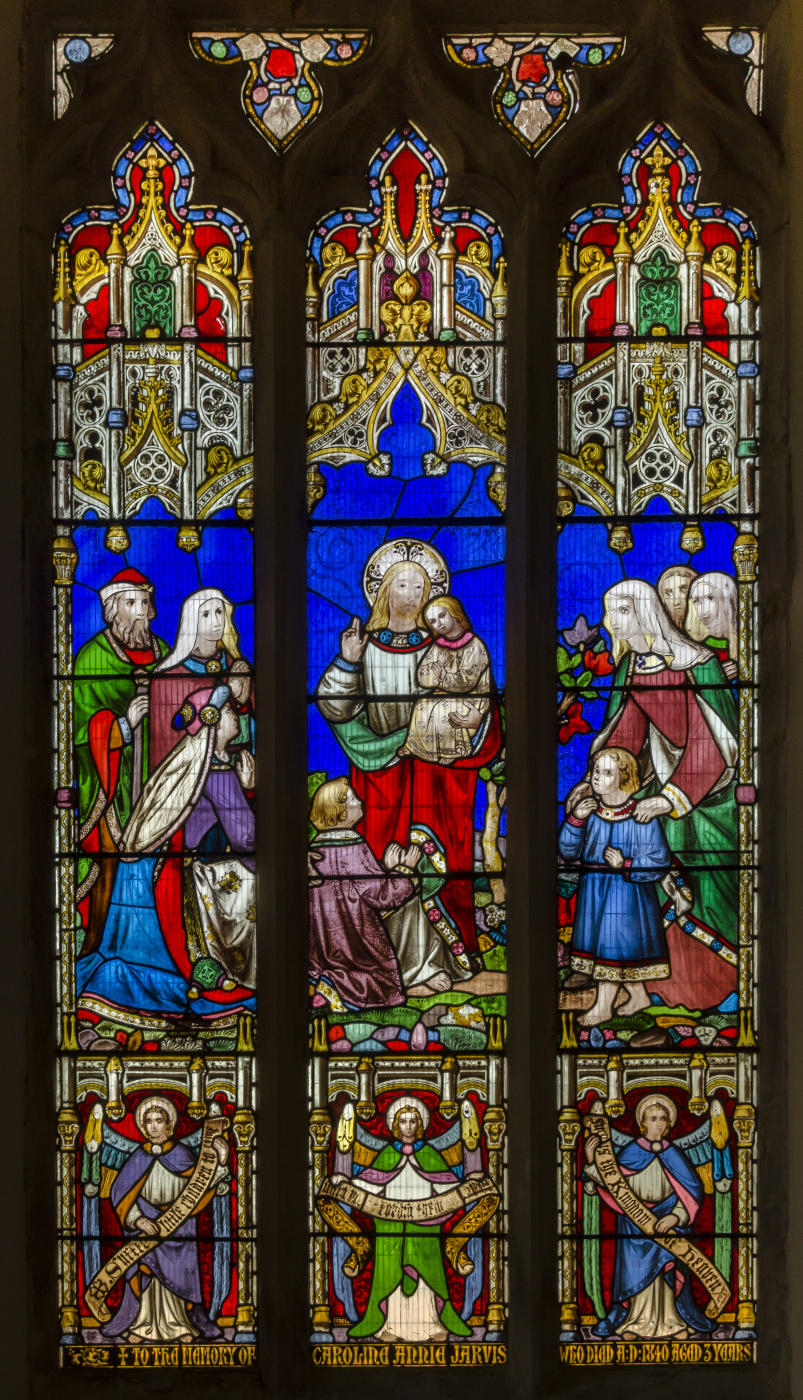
[77,684,256,1021]
[585,1095,714,1340]
[559,746,671,1027]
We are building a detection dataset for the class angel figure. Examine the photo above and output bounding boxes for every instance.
[86,1097,231,1344]
[583,1094,732,1341]
[320,1095,498,1343]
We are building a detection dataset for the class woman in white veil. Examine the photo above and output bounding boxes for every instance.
[150,588,251,773]
[156,588,243,674]
[602,577,710,672]
[564,576,739,1016]
[685,572,738,680]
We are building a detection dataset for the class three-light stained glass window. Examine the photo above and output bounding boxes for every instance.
[41,15,775,1382]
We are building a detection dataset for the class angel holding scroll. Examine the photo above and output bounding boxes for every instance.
[320,1095,498,1344]
[92,1097,230,1345]
[583,1095,726,1341]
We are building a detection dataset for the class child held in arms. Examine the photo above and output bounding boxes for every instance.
[559,747,671,1027]
[400,595,492,765]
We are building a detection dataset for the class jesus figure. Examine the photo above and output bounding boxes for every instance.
[316,541,500,953]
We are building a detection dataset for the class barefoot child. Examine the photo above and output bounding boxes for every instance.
[559,747,671,1026]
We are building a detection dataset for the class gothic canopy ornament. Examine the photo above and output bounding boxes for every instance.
[556,121,760,546]
[305,123,508,513]
[53,121,254,538]
[444,33,624,156]
[190,31,371,152]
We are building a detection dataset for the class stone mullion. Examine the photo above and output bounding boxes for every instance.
[54,534,78,1052]
[232,1105,257,1343]
[309,1106,333,1341]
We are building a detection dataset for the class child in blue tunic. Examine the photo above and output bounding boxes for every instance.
[559,746,670,1027]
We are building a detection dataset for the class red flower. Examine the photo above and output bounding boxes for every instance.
[518,52,549,84]
[558,701,592,745]
[583,647,614,677]
[265,46,297,78]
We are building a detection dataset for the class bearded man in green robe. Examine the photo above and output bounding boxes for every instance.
[344,1096,474,1342]
[75,568,168,957]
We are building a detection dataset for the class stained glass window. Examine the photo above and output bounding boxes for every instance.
[444,33,624,155]
[18,5,796,1389]
[54,123,257,1369]
[306,124,508,1367]
[53,34,114,119]
[556,124,758,1365]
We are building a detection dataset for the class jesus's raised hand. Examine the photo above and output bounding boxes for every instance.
[340,616,368,664]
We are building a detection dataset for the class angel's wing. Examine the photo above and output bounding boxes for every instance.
[673,1118,715,1191]
[430,1120,463,1168]
[673,1115,737,1197]
[354,1121,387,1169]
[610,1125,634,1150]
[100,1121,138,1172]
[90,1121,139,1200]
[673,1118,711,1161]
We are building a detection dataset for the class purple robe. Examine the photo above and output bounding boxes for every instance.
[308,831,413,1008]
[185,765,255,870]
[102,1138,220,1340]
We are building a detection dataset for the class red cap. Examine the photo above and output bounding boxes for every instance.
[99,567,154,604]
[109,567,153,588]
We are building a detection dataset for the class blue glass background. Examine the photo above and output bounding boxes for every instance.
[307,376,505,780]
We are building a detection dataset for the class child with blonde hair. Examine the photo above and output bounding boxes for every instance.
[560,746,671,1027]
[400,595,492,764]
[308,779,415,1011]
